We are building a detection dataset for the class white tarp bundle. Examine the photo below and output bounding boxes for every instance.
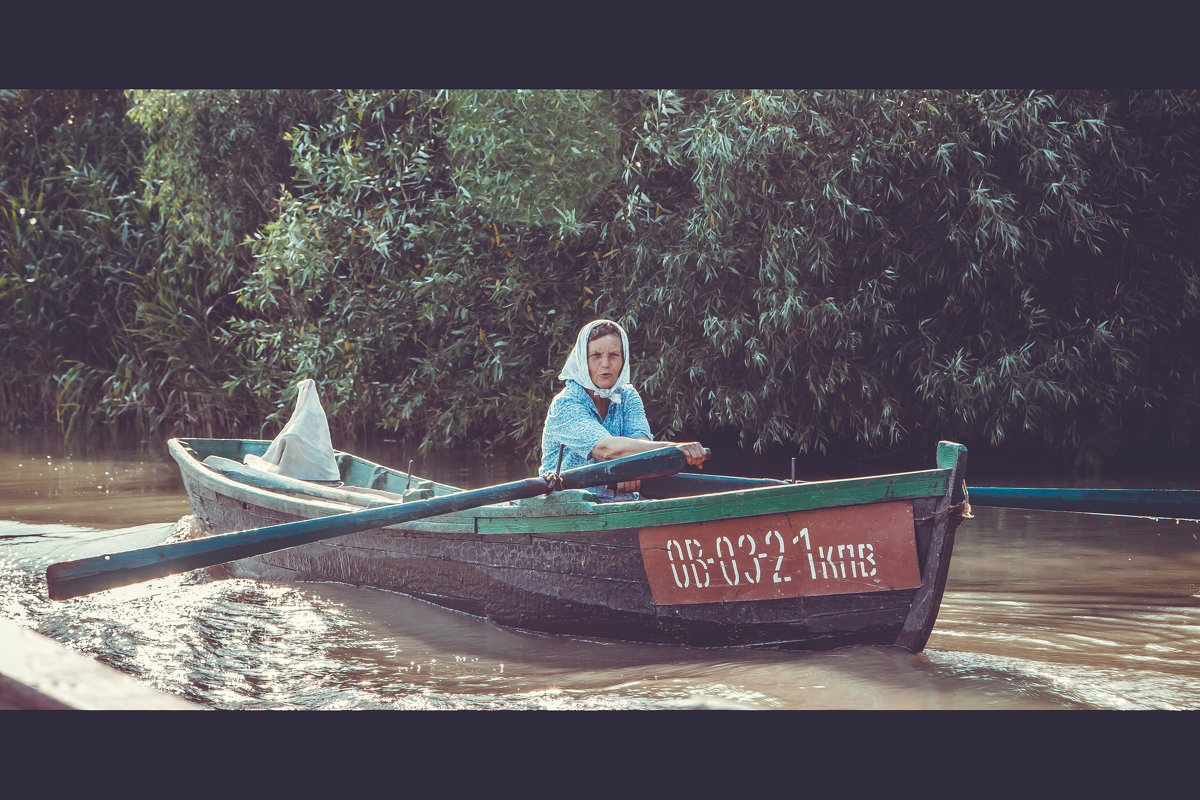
[243,379,341,482]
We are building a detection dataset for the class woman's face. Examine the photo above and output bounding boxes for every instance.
[587,333,624,390]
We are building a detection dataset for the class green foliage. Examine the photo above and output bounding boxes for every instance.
[115,90,334,435]
[2,88,1198,473]
[598,90,1200,460]
[443,90,621,228]
[224,90,595,454]
[0,89,159,435]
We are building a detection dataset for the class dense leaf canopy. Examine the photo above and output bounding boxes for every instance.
[2,89,1197,472]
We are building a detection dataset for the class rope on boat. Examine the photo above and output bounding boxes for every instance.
[914,482,974,522]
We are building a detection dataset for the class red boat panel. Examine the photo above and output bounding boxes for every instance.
[638,501,921,605]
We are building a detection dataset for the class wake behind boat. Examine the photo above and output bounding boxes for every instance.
[169,437,970,652]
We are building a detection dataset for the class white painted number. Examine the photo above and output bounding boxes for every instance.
[737,534,761,584]
[765,530,790,583]
[715,536,739,586]
[666,538,710,589]
[666,524,880,592]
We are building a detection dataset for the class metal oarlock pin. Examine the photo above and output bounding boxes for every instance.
[543,444,566,492]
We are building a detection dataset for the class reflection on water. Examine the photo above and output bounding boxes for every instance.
[0,430,192,527]
[1,431,1198,710]
[928,594,1200,710]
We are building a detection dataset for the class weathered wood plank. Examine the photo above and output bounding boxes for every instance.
[201,455,399,507]
[894,441,968,651]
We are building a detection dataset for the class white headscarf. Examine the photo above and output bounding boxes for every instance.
[558,319,632,403]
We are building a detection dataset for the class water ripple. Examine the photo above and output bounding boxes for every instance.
[4,514,1200,710]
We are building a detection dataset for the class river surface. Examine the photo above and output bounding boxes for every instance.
[2,429,1198,711]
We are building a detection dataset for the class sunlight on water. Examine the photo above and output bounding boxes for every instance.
[3,515,1197,710]
[923,647,1198,711]
[1,434,1199,710]
[928,589,1200,709]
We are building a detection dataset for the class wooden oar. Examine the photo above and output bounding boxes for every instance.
[46,446,705,601]
[966,486,1200,520]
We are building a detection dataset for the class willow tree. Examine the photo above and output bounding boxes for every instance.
[224,90,624,448]
[122,89,332,434]
[157,88,1200,468]
[4,89,1195,472]
[0,89,159,435]
[596,90,1200,466]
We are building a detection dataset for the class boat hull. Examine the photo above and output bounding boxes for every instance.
[172,438,969,652]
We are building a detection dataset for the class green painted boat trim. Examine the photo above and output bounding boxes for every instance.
[477,469,950,534]
[175,437,953,536]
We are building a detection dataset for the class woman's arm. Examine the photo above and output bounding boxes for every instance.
[590,436,707,465]
[590,437,709,497]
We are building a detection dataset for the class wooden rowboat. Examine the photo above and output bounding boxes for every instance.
[169,437,970,652]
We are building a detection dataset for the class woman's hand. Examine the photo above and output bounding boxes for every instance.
[618,442,704,493]
[609,442,705,494]
[675,442,707,467]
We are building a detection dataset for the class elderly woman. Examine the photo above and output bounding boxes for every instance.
[540,319,707,502]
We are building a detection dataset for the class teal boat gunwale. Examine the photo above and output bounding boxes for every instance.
[479,469,952,534]
[174,437,953,535]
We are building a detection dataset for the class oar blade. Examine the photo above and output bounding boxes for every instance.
[966,486,1200,520]
[45,478,547,601]
[47,557,184,601]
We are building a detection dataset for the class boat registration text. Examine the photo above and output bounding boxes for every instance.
[638,501,922,605]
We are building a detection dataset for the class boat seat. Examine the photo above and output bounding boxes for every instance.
[347,485,436,503]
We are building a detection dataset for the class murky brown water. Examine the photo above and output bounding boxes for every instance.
[2,430,1198,710]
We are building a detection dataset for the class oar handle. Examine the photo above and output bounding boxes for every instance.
[46,445,705,601]
[559,446,710,489]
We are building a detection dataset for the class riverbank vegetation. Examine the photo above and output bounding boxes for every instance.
[3,89,1198,472]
